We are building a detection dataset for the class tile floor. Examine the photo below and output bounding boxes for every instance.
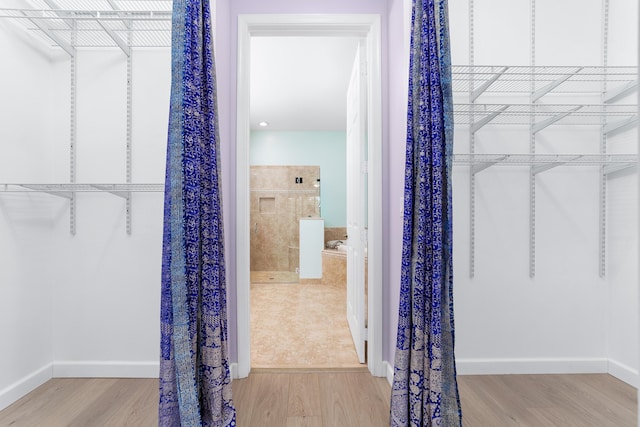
[250,271,363,369]
[250,270,299,284]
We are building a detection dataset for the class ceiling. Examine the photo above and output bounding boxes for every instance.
[250,36,359,131]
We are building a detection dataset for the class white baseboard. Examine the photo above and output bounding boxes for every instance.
[608,359,639,388]
[384,360,393,386]
[383,358,610,384]
[230,363,239,380]
[456,357,608,376]
[52,361,159,378]
[0,364,53,412]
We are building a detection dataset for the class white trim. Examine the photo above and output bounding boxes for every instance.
[230,363,239,380]
[52,361,159,378]
[0,364,53,412]
[236,13,384,378]
[236,14,252,380]
[384,360,394,386]
[608,359,639,388]
[456,357,609,376]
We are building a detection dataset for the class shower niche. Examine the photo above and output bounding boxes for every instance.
[250,165,321,276]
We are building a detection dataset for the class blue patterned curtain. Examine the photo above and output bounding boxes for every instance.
[159,0,236,425]
[390,0,461,425]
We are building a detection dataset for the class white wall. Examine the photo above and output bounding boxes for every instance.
[606,0,639,387]
[387,0,638,385]
[449,0,638,382]
[48,49,168,377]
[0,18,57,410]
[0,22,170,406]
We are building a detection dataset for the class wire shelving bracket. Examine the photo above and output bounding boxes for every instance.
[463,0,637,278]
[0,2,171,234]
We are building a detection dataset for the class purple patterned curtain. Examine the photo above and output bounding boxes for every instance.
[159,0,236,425]
[391,0,462,425]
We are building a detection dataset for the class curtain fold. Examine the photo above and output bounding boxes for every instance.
[391,0,461,425]
[159,0,236,425]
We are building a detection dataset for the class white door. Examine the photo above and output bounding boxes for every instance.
[346,41,367,364]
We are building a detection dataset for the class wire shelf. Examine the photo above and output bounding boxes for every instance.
[453,103,637,128]
[2,4,639,104]
[451,153,638,175]
[452,65,638,99]
[0,183,164,193]
[452,153,638,165]
[0,2,172,49]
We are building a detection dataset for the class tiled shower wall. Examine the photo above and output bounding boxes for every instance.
[250,165,320,272]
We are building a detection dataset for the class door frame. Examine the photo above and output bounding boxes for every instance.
[235,13,383,378]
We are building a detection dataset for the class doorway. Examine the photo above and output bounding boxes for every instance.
[236,14,384,378]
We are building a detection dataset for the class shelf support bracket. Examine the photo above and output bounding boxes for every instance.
[471,105,508,133]
[41,0,74,28]
[532,155,581,175]
[603,162,637,176]
[604,80,638,104]
[471,66,508,102]
[531,67,582,102]
[532,163,558,175]
[90,185,129,198]
[23,16,74,56]
[603,116,638,136]
[532,106,582,134]
[96,19,130,56]
[18,185,73,199]
[471,155,506,175]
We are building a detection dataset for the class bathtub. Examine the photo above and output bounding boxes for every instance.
[336,244,368,255]
[321,246,368,288]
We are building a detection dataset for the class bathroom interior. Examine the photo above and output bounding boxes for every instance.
[249,36,367,369]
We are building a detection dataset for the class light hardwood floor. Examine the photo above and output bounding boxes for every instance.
[457,374,637,427]
[0,373,636,426]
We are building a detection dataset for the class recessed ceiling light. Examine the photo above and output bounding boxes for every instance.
[258,121,269,127]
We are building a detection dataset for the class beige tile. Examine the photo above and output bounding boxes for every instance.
[250,166,320,272]
[250,281,362,369]
[321,250,347,289]
[324,227,347,244]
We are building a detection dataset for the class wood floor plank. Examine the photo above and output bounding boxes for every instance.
[346,373,390,426]
[528,406,608,427]
[543,374,635,427]
[231,375,253,426]
[458,376,515,427]
[0,378,76,424]
[286,416,323,427]
[458,374,637,427]
[0,378,113,427]
[317,373,360,427]
[374,374,392,403]
[287,373,321,417]
[109,379,158,427]
[243,372,290,427]
[69,378,157,427]
[0,373,635,426]
[566,374,637,425]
